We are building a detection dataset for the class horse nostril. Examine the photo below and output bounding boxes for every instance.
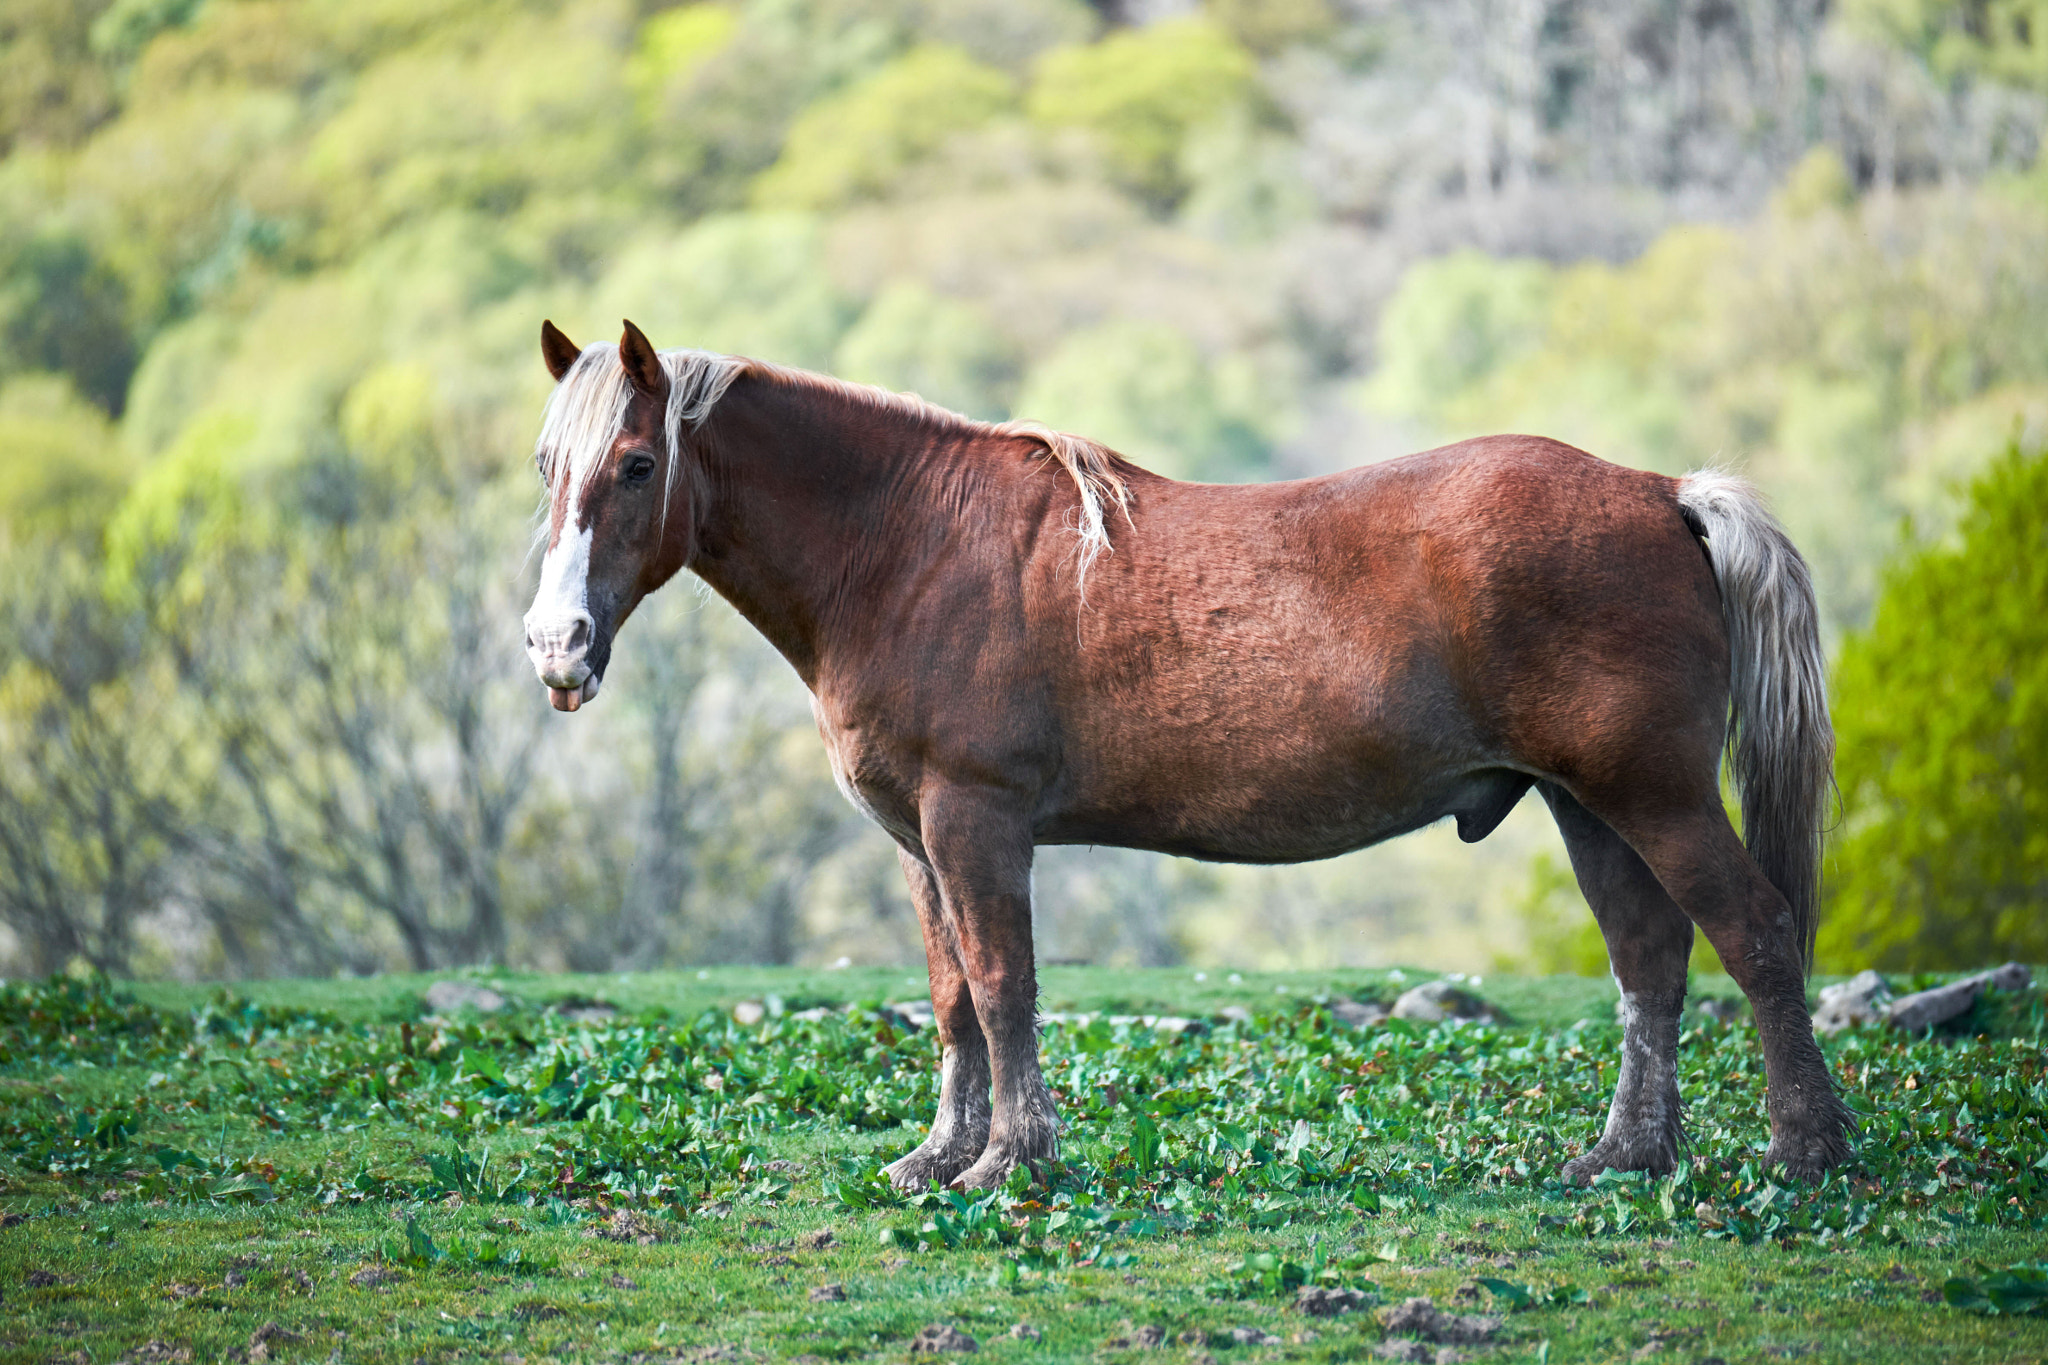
[565,616,589,654]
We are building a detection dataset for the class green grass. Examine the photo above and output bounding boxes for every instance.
[2,967,2044,1365]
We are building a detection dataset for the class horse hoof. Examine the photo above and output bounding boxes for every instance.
[885,1145,980,1193]
[1560,1141,1677,1187]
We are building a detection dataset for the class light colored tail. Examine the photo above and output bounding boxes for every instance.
[1675,470,1835,972]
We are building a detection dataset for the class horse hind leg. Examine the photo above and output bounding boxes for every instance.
[1595,798,1855,1180]
[1541,783,1690,1184]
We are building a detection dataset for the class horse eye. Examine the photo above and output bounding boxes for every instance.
[623,455,656,485]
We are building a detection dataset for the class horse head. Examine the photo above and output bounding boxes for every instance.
[524,318,690,712]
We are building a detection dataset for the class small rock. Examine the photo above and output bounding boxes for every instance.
[1228,1327,1280,1345]
[1295,1286,1373,1316]
[1885,962,2032,1032]
[423,981,506,1014]
[223,1270,247,1289]
[798,1228,836,1251]
[1390,982,1502,1025]
[1331,999,1390,1029]
[1218,1006,1254,1025]
[733,1001,767,1026]
[550,997,617,1023]
[1008,1324,1040,1341]
[810,1283,846,1302]
[791,1006,835,1022]
[1433,1351,1465,1365]
[607,1274,638,1290]
[1128,1323,1165,1347]
[882,1001,934,1030]
[909,1323,978,1353]
[346,1266,393,1289]
[1811,970,1890,1034]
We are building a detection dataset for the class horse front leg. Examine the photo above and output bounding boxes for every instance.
[918,788,1057,1191]
[884,847,992,1192]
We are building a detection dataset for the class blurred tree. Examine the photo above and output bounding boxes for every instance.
[751,44,1016,209]
[1015,319,1269,480]
[0,0,117,155]
[0,547,178,976]
[0,376,133,536]
[596,213,853,369]
[1842,0,2048,89]
[1204,0,1336,57]
[1028,16,1257,209]
[1820,438,2048,970]
[0,228,138,414]
[1361,249,1552,422]
[834,281,1019,418]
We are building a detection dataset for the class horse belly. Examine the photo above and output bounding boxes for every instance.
[1042,667,1493,863]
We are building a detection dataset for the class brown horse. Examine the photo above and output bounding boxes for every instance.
[521,319,1853,1191]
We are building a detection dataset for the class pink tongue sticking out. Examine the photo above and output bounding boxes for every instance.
[547,676,599,712]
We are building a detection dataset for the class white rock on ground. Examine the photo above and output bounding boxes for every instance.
[1884,962,2032,1032]
[1391,981,1499,1024]
[732,1000,766,1026]
[1811,969,1892,1034]
[423,981,506,1014]
[1331,999,1390,1028]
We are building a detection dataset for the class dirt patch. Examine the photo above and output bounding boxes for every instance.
[590,1210,667,1245]
[1377,1297,1502,1345]
[1296,1286,1373,1316]
[909,1323,978,1353]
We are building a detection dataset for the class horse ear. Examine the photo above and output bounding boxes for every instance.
[619,319,666,398]
[540,320,581,382]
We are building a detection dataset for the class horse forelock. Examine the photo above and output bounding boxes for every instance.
[533,343,750,528]
[531,343,1132,587]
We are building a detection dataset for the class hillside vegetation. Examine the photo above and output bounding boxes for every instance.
[1,0,2045,978]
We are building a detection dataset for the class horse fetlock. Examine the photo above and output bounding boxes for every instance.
[884,1136,986,1193]
[1762,1086,1857,1181]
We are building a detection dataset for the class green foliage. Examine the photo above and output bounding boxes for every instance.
[88,0,204,63]
[0,375,132,537]
[2,970,2047,1360]
[1027,17,1257,207]
[1015,319,1270,480]
[1842,0,2048,88]
[834,280,1019,418]
[751,45,1015,209]
[0,226,136,412]
[1362,250,1554,422]
[1821,439,2048,970]
[1501,852,1607,978]
[1944,1260,2048,1314]
[596,213,851,370]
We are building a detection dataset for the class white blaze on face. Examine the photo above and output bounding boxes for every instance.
[524,489,601,710]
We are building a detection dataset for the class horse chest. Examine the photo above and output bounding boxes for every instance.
[810,698,922,844]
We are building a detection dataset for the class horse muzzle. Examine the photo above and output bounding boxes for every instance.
[525,613,602,713]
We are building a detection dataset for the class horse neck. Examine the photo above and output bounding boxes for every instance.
[685,375,987,684]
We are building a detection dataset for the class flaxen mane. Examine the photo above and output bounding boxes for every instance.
[533,345,1132,583]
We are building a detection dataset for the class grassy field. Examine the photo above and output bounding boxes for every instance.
[2,966,2044,1365]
